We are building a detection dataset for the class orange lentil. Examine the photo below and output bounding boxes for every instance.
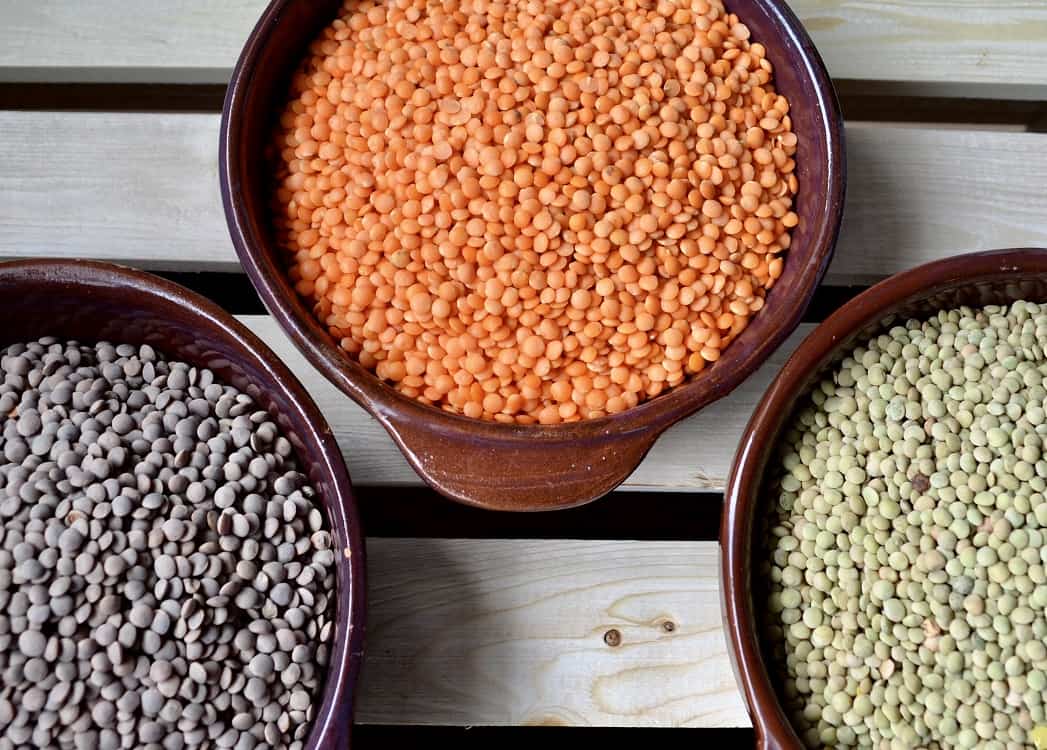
[272,0,798,423]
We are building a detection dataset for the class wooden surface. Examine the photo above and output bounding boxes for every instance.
[2,0,1046,97]
[0,0,266,84]
[3,0,1046,736]
[358,539,745,727]
[2,111,1046,283]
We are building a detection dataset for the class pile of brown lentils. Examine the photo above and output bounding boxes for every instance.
[0,339,335,750]
[272,0,798,423]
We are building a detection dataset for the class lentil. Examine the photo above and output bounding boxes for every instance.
[763,302,1047,749]
[272,0,798,423]
[0,338,336,749]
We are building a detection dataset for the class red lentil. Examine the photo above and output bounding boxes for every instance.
[272,0,798,423]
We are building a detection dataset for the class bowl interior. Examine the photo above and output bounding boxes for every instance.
[222,0,845,437]
[725,249,1047,748]
[0,260,364,750]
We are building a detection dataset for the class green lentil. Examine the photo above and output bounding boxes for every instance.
[762,302,1047,749]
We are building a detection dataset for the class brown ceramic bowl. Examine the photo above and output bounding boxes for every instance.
[220,0,845,511]
[721,248,1047,749]
[0,259,365,749]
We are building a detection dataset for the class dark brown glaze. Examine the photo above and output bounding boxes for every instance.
[721,248,1047,749]
[221,0,845,510]
[0,259,365,750]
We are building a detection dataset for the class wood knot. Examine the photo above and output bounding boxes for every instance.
[603,628,621,647]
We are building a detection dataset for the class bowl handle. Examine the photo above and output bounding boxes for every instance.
[381,414,660,510]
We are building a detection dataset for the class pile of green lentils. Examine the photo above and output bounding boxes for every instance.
[762,301,1047,749]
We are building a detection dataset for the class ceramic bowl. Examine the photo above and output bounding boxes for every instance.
[0,259,366,749]
[721,248,1047,749]
[221,0,845,510]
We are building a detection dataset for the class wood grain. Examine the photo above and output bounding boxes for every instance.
[795,0,1047,98]
[1,0,1045,96]
[2,111,1045,281]
[836,124,1047,283]
[0,0,265,84]
[356,538,748,727]
[0,112,224,270]
[241,314,808,491]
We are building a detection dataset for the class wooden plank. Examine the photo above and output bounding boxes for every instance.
[356,538,747,727]
[1,1,1045,96]
[837,124,1047,284]
[0,1,265,85]
[797,0,1047,99]
[241,314,808,491]
[2,111,1046,281]
[0,112,225,270]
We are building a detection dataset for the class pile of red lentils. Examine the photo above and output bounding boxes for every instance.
[272,0,798,424]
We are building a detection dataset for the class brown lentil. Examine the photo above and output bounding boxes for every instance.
[272,0,798,423]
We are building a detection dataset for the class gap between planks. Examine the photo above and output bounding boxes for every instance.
[354,486,726,541]
[242,314,807,492]
[1,0,1046,98]
[3,83,1047,131]
[1,111,1046,283]
[356,537,749,727]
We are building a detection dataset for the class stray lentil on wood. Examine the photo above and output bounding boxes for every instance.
[271,0,798,424]
[762,302,1047,749]
[0,338,336,750]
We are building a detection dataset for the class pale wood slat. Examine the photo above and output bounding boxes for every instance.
[0,112,224,269]
[795,0,1047,98]
[2,111,1046,282]
[0,0,265,84]
[1,1,1046,96]
[241,314,808,491]
[357,538,747,727]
